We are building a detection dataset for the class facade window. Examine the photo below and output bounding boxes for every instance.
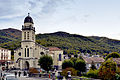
[27,48,29,57]
[27,32,29,39]
[40,52,44,55]
[18,60,20,67]
[18,52,21,56]
[32,32,34,40]
[24,32,26,39]
[59,54,62,61]
[25,48,26,57]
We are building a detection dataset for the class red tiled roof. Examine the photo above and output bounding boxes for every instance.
[48,47,62,51]
[112,58,120,65]
[83,57,105,63]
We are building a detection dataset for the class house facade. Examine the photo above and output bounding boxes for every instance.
[48,47,63,70]
[83,57,105,72]
[0,47,11,69]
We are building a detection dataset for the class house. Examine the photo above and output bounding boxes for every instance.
[0,47,11,69]
[48,47,63,70]
[83,57,105,72]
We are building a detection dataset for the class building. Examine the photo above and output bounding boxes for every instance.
[14,13,63,70]
[48,47,63,70]
[0,47,11,68]
[83,57,105,72]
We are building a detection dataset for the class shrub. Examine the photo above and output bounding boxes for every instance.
[29,67,39,74]
[61,67,77,77]
[87,69,98,78]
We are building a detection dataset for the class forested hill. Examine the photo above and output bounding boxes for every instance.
[0,28,21,50]
[0,28,120,55]
[36,31,120,55]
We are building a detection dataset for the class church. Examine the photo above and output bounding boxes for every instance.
[14,13,63,70]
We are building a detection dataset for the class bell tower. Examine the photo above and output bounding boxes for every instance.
[22,13,35,42]
[21,13,35,58]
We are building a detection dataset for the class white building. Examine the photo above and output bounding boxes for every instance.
[0,47,11,68]
[48,47,63,70]
[14,13,63,70]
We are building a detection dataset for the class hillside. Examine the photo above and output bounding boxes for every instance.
[0,28,21,50]
[0,28,120,55]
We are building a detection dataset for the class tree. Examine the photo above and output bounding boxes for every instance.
[70,57,77,67]
[105,52,120,60]
[38,54,53,72]
[75,59,86,72]
[62,60,74,69]
[98,59,117,80]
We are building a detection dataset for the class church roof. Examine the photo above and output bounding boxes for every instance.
[24,13,34,24]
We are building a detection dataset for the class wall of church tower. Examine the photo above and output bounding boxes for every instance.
[22,30,35,42]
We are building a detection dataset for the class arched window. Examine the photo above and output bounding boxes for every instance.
[24,32,26,40]
[27,48,29,57]
[25,48,26,57]
[18,52,21,56]
[40,52,44,55]
[27,32,29,39]
[32,32,34,40]
[59,54,62,61]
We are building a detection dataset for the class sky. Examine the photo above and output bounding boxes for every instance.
[0,0,120,40]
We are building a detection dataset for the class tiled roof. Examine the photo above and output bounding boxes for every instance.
[83,57,105,64]
[112,58,120,65]
[47,47,62,51]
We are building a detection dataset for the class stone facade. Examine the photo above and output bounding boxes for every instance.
[14,14,63,70]
[48,47,63,70]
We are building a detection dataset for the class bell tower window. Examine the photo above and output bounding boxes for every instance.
[27,32,29,40]
[32,32,34,40]
[24,32,26,40]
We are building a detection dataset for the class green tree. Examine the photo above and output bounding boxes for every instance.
[38,54,53,72]
[75,59,86,72]
[98,59,117,80]
[70,57,78,67]
[62,60,74,69]
[105,52,120,60]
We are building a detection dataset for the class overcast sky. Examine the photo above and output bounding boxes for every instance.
[0,0,120,40]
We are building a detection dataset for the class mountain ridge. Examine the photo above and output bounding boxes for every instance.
[0,28,120,55]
